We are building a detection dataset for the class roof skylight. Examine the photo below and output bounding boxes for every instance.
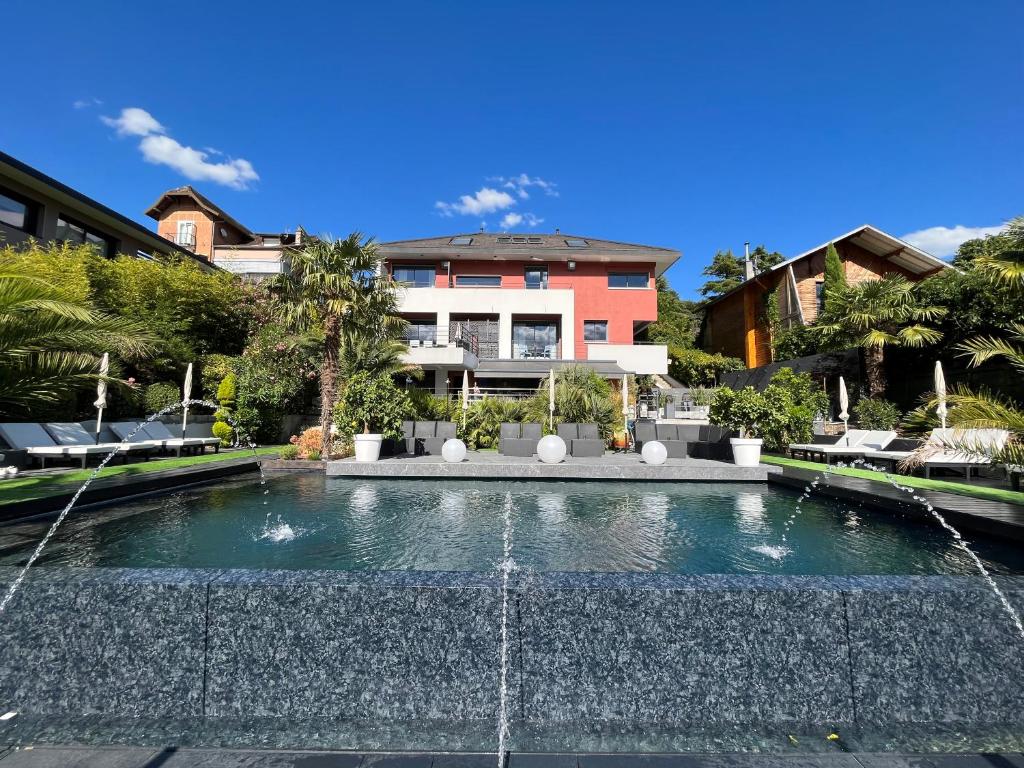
[565,238,589,248]
[449,236,473,245]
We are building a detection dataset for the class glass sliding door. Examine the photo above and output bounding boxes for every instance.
[513,322,559,359]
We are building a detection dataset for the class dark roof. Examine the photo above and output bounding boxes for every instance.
[0,150,209,266]
[379,233,680,276]
[702,224,951,309]
[145,185,254,239]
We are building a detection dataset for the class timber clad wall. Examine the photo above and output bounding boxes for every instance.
[704,238,943,368]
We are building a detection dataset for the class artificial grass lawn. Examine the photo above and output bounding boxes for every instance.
[0,446,282,507]
[761,454,1024,507]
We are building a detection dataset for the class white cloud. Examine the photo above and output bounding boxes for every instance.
[102,106,259,189]
[491,173,559,199]
[73,98,103,110]
[499,212,544,230]
[901,224,1006,258]
[435,187,516,217]
[101,107,165,137]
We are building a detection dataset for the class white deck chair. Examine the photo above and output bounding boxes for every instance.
[0,423,123,469]
[142,420,220,456]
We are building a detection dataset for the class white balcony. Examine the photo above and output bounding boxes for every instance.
[401,342,478,370]
[586,343,668,375]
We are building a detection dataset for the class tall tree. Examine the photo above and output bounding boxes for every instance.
[698,250,745,297]
[821,242,846,317]
[647,276,701,348]
[277,233,401,456]
[749,244,785,272]
[0,263,154,417]
[972,214,1024,287]
[817,275,945,397]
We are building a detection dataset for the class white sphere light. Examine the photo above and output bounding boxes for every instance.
[537,434,567,464]
[441,438,467,463]
[641,440,668,466]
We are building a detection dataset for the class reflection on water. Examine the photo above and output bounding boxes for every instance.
[2,474,1023,576]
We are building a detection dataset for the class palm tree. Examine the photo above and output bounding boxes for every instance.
[527,364,617,437]
[277,233,401,455]
[973,215,1024,287]
[817,274,946,398]
[0,264,154,417]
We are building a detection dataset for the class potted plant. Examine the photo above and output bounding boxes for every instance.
[662,393,676,419]
[334,371,410,462]
[709,386,769,467]
[690,386,714,419]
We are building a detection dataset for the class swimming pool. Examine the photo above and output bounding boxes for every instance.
[2,473,1020,575]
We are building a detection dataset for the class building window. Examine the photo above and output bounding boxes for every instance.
[55,214,114,256]
[0,187,40,234]
[608,272,648,289]
[392,265,436,287]
[403,319,437,345]
[456,275,501,287]
[583,320,608,342]
[513,322,558,359]
[816,280,825,314]
[524,265,548,289]
[175,220,197,249]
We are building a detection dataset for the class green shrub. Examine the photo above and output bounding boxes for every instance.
[853,397,902,430]
[211,420,234,447]
[201,354,240,400]
[334,371,411,441]
[710,387,772,440]
[771,323,821,361]
[306,449,322,461]
[464,397,526,448]
[526,364,617,438]
[760,369,829,451]
[216,373,237,409]
[278,444,299,460]
[143,382,180,414]
[669,348,743,387]
[407,389,460,422]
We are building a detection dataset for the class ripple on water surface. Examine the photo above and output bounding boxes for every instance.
[1,474,1022,575]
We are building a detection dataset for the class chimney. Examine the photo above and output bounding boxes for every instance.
[555,227,560,235]
[743,241,755,280]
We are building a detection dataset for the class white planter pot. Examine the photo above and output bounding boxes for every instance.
[353,433,383,462]
[730,437,763,467]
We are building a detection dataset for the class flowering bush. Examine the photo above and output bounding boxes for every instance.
[290,426,324,458]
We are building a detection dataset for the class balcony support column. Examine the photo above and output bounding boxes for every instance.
[498,311,513,359]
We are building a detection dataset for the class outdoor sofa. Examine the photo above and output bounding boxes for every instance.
[556,422,605,457]
[633,422,689,458]
[688,425,736,461]
[410,421,457,456]
[0,422,128,469]
[499,422,542,457]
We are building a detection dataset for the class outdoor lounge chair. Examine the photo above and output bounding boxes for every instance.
[383,420,415,456]
[788,430,898,465]
[689,425,735,461]
[108,421,168,452]
[0,422,125,469]
[861,438,923,471]
[557,422,604,457]
[422,421,456,456]
[499,422,541,457]
[654,424,688,458]
[633,422,657,453]
[143,420,220,455]
[915,428,1009,481]
[45,422,154,463]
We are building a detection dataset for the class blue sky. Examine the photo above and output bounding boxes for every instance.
[3,0,1021,299]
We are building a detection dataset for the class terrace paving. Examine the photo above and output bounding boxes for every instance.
[325,452,779,482]
[1,747,1022,767]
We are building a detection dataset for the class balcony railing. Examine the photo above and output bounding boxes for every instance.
[512,341,561,360]
[172,233,196,250]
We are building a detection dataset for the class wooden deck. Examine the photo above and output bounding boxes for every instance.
[770,465,1024,541]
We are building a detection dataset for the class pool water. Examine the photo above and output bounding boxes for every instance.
[2,474,1021,575]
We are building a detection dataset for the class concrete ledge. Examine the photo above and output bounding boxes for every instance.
[327,453,777,482]
[2,567,1023,744]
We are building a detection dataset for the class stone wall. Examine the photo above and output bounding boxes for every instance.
[2,568,1022,738]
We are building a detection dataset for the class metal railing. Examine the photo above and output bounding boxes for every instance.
[512,342,561,360]
[172,233,196,250]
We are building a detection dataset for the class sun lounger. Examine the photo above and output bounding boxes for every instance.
[45,422,154,463]
[0,422,125,469]
[918,428,1009,481]
[143,420,220,455]
[861,438,923,470]
[788,430,897,464]
[109,421,172,452]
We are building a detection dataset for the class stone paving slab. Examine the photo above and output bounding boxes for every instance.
[326,452,776,482]
[3,749,1024,768]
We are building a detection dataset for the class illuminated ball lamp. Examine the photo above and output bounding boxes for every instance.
[641,440,668,466]
[537,434,567,464]
[441,438,467,463]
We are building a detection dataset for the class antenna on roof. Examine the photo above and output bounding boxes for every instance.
[555,227,560,235]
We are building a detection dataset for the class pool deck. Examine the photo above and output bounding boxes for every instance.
[325,452,779,482]
[1,746,1021,767]
[770,464,1024,541]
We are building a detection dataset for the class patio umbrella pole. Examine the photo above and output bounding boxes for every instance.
[94,352,109,445]
[181,362,194,441]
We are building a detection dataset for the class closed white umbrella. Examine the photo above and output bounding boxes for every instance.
[93,353,109,445]
[838,376,850,441]
[935,360,948,430]
[621,374,630,448]
[548,368,556,432]
[180,362,194,440]
[461,369,470,428]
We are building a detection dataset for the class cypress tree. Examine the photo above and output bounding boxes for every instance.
[822,242,845,316]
